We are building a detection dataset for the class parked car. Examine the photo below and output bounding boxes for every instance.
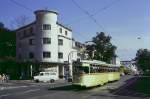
[33,72,58,83]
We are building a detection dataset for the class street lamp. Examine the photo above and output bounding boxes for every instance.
[67,50,79,78]
[68,50,78,64]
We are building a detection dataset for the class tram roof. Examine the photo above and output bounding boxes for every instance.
[81,60,117,67]
[81,60,106,64]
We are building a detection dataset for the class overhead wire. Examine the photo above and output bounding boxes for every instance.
[68,0,121,25]
[70,0,121,41]
[9,0,33,12]
[92,0,121,16]
[71,0,107,33]
[8,0,120,41]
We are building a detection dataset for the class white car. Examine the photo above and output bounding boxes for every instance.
[33,72,58,83]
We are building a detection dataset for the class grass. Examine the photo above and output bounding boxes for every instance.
[130,77,150,94]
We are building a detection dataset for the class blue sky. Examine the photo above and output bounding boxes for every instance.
[0,0,150,61]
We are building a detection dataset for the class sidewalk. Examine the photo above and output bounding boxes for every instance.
[0,79,70,91]
[6,79,68,85]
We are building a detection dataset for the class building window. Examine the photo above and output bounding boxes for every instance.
[29,52,34,59]
[65,31,68,35]
[30,27,33,34]
[18,32,22,38]
[29,39,34,45]
[43,52,51,58]
[18,42,21,48]
[18,54,22,59]
[58,52,63,59]
[58,39,63,45]
[59,28,62,33]
[43,24,51,30]
[43,38,51,44]
[23,30,26,37]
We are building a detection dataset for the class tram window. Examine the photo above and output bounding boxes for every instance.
[109,68,113,72]
[90,66,100,73]
[75,66,89,74]
[73,66,81,74]
[98,67,104,73]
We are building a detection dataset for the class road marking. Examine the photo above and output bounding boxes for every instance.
[18,89,40,94]
[0,86,27,90]
[0,89,40,98]
[0,94,12,98]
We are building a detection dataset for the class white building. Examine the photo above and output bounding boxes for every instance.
[16,10,80,79]
[121,60,139,74]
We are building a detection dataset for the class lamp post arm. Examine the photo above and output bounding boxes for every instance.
[68,50,79,64]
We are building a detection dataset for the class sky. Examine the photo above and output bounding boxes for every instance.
[0,0,150,61]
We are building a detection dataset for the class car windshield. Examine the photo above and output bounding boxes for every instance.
[39,73,44,76]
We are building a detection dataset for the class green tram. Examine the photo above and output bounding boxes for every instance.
[72,60,120,87]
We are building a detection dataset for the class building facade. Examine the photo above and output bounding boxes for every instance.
[110,57,121,67]
[121,60,138,74]
[16,10,79,79]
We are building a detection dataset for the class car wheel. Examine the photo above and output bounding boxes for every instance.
[35,79,39,83]
[50,79,55,83]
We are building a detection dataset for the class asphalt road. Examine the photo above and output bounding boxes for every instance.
[0,75,149,99]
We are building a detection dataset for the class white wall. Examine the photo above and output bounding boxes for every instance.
[16,24,35,62]
[35,11,58,62]
[16,10,78,64]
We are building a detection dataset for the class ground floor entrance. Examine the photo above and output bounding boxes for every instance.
[39,63,70,80]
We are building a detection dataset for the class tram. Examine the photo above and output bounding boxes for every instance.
[72,60,120,87]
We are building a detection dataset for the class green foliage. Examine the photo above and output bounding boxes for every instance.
[135,49,150,71]
[119,65,125,73]
[86,44,95,59]
[124,68,131,75]
[0,22,17,79]
[86,32,117,63]
[0,60,40,80]
[119,66,132,75]
[130,77,150,94]
[0,22,4,28]
[0,25,16,58]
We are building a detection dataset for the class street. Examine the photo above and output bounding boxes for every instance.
[0,75,149,99]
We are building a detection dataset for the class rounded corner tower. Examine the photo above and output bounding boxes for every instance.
[34,10,58,23]
[34,10,59,62]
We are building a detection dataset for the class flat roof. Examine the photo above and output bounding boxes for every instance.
[15,21,72,32]
[57,22,72,31]
[15,21,36,32]
[34,10,58,15]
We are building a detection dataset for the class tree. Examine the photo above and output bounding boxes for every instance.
[86,44,95,59]
[86,32,117,63]
[0,22,16,58]
[135,49,150,71]
[0,22,4,29]
[0,22,16,79]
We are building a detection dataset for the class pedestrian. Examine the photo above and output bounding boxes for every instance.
[2,74,6,83]
[0,74,2,83]
[6,74,10,82]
